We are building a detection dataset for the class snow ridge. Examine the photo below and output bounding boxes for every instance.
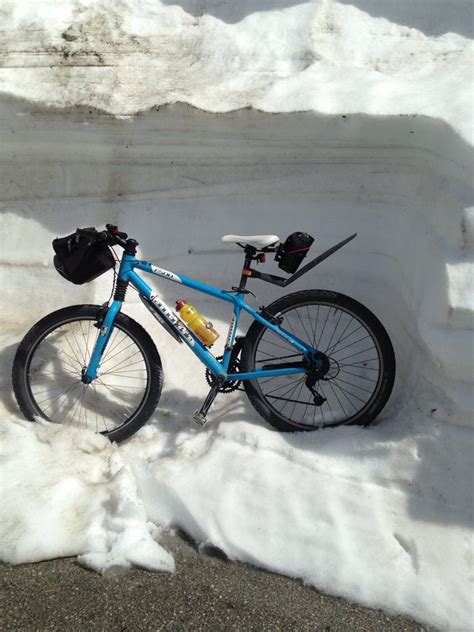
[0,0,472,142]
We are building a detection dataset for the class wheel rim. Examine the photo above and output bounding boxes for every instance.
[25,316,151,435]
[253,301,383,429]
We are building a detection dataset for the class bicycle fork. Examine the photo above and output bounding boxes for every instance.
[82,301,122,383]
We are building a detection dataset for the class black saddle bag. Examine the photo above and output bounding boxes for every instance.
[275,232,314,274]
[52,227,115,285]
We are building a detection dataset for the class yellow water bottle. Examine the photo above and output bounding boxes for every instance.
[175,300,220,347]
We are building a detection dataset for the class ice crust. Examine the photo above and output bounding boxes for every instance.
[0,1,473,630]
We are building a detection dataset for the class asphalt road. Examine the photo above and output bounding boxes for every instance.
[1,532,433,631]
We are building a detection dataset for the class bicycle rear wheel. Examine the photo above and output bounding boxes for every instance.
[12,304,163,442]
[241,290,395,432]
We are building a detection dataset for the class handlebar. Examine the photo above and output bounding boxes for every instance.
[103,224,138,253]
[105,223,128,241]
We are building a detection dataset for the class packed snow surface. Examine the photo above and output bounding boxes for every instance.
[1,320,473,630]
[0,0,473,143]
[1,1,473,631]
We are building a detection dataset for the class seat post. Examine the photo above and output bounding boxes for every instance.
[238,245,256,291]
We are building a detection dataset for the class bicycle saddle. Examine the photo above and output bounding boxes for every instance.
[222,234,280,249]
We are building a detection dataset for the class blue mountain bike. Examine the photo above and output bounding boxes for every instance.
[13,224,395,442]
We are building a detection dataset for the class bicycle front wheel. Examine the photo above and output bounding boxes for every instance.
[241,290,395,432]
[12,304,163,442]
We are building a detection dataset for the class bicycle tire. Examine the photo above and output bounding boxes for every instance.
[12,304,163,442]
[241,290,395,432]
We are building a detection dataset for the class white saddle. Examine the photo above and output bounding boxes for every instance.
[222,234,280,249]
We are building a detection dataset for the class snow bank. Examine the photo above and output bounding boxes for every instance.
[124,411,474,631]
[0,1,473,630]
[0,413,174,573]
[0,1,472,143]
[1,100,472,427]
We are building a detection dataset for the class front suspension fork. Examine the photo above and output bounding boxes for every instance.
[82,300,122,383]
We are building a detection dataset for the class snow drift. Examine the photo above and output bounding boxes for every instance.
[0,1,473,630]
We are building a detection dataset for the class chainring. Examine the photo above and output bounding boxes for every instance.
[205,355,242,393]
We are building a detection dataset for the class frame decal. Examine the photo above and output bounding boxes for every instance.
[149,293,195,347]
[150,265,182,283]
[225,315,236,349]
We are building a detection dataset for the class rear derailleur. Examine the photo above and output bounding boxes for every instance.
[304,352,329,406]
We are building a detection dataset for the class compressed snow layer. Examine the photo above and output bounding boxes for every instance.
[124,415,474,632]
[0,414,174,573]
[1,317,473,630]
[0,0,473,143]
[0,1,473,625]
[1,102,472,427]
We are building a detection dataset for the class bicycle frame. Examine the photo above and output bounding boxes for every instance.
[84,252,317,383]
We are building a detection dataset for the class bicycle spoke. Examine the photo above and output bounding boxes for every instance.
[326,322,363,356]
[324,309,344,354]
[279,379,305,414]
[252,298,388,429]
[289,381,306,419]
[101,329,122,362]
[307,305,317,348]
[294,308,312,345]
[259,336,296,355]
[40,382,82,410]
[78,321,89,366]
[27,316,150,435]
[336,346,377,363]
[104,352,144,374]
[101,339,137,366]
[331,380,367,406]
[316,306,331,350]
[333,376,374,395]
[329,334,372,356]
[339,368,377,383]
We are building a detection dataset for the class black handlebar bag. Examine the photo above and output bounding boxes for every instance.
[52,228,115,285]
[275,232,314,274]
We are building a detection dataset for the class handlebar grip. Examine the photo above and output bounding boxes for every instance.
[106,223,128,240]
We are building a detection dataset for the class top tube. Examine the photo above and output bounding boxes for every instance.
[121,255,313,355]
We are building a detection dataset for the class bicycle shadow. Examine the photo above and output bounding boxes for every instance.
[132,381,474,534]
[143,385,262,435]
[1,336,155,432]
[4,334,471,535]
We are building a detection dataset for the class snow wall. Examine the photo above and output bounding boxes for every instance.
[1,97,473,429]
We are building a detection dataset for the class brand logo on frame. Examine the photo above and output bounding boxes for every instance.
[150,293,195,347]
[150,265,182,283]
[225,316,236,348]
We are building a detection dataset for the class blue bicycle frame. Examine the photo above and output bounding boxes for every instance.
[84,252,317,383]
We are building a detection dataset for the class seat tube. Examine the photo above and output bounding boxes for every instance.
[222,302,242,371]
[238,246,255,292]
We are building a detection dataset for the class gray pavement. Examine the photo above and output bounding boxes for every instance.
[1,532,433,631]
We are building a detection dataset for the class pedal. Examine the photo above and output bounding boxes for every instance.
[192,411,207,426]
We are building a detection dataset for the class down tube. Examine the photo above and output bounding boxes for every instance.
[127,270,226,378]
